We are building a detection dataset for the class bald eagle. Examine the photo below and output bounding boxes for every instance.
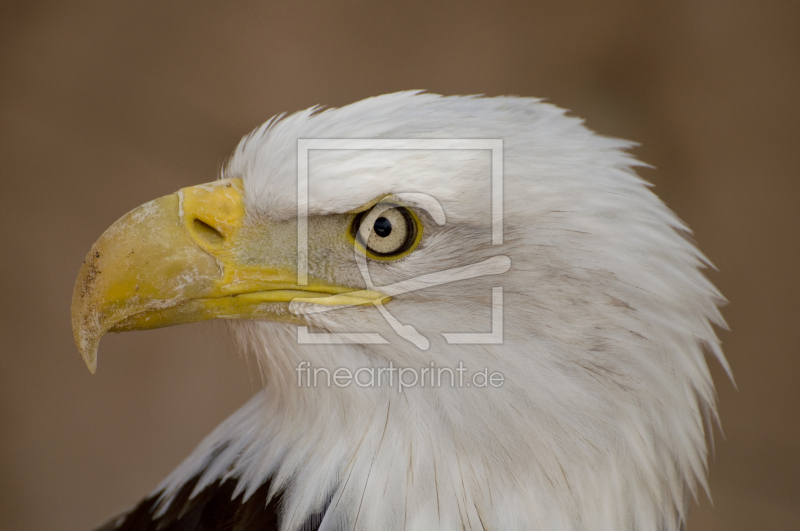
[72,92,728,531]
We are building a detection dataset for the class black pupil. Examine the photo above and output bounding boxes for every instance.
[373,217,392,237]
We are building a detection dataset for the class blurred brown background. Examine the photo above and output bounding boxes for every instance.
[0,1,798,530]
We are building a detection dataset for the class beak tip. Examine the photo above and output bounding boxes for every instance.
[84,356,98,374]
[75,331,100,374]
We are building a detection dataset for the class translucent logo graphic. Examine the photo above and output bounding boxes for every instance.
[293,139,509,350]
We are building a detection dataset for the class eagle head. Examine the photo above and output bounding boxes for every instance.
[72,92,728,531]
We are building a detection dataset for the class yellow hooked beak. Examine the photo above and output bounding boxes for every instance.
[71,178,385,373]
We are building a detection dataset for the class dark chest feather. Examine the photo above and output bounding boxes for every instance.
[94,475,326,531]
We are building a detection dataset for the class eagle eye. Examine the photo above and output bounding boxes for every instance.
[350,204,421,260]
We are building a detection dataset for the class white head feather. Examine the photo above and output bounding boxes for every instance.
[155,91,728,531]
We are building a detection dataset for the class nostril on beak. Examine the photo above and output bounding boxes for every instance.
[192,218,224,246]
